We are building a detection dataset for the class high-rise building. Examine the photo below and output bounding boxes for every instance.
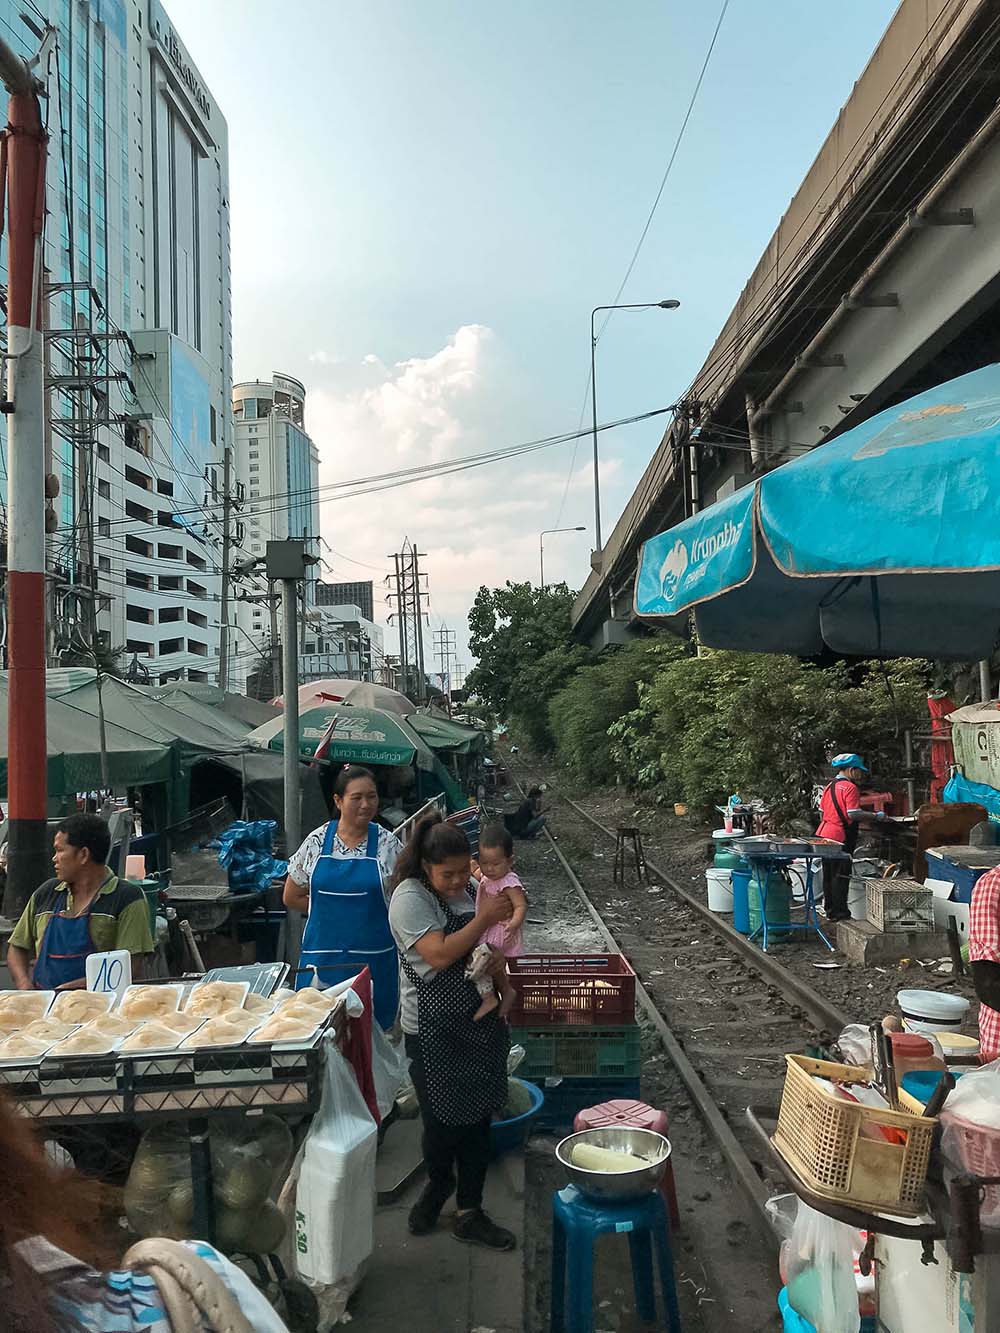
[0,0,232,684]
[231,373,321,687]
[317,580,375,622]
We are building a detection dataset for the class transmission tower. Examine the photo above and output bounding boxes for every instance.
[386,538,428,700]
[433,625,457,708]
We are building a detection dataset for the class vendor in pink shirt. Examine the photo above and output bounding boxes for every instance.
[816,753,885,921]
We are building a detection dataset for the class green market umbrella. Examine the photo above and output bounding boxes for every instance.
[247,704,428,768]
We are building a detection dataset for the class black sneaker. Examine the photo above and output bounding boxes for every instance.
[408,1182,453,1236]
[452,1209,516,1251]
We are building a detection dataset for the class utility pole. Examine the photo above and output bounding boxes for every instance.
[2,29,54,916]
[266,539,307,969]
[386,539,428,702]
[218,444,233,692]
[434,625,456,709]
[269,581,280,696]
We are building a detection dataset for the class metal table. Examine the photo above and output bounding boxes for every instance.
[738,836,849,952]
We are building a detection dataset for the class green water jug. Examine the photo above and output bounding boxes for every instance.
[747,868,791,936]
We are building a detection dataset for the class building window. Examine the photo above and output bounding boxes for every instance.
[159,607,183,623]
[98,555,111,572]
[158,543,182,561]
[126,571,152,590]
[98,517,111,538]
[157,478,174,496]
[160,638,183,656]
[210,404,217,444]
[126,535,152,557]
[98,479,111,499]
[159,575,182,591]
[97,442,110,462]
[126,605,153,625]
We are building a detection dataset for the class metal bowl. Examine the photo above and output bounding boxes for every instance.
[555,1127,670,1201]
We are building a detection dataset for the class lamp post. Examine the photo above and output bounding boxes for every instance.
[540,526,586,590]
[590,299,680,552]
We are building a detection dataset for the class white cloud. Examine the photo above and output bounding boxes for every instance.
[303,325,593,667]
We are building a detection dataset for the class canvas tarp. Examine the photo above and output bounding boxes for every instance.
[0,682,171,798]
[407,712,488,756]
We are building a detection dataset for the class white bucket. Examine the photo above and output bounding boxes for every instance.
[897,988,970,1032]
[706,866,734,913]
[847,876,868,920]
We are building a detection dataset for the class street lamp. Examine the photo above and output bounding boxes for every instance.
[540,526,586,590]
[591,299,680,553]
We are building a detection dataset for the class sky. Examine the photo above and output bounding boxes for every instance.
[167,0,899,679]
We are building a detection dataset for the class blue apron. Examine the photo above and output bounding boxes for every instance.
[296,822,400,1029]
[33,881,109,990]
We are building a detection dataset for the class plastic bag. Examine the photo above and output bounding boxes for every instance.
[214,820,289,893]
[508,1043,526,1075]
[124,1115,292,1254]
[941,1058,1000,1226]
[781,1199,861,1333]
[370,1022,407,1120]
[295,1044,378,1285]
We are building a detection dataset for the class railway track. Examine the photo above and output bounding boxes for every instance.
[515,777,851,1232]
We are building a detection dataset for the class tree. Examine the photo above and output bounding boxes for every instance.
[466,581,587,747]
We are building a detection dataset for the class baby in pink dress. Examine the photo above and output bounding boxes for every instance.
[473,825,527,957]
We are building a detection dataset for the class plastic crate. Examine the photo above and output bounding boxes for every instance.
[866,879,934,933]
[773,1055,935,1216]
[529,1076,642,1133]
[508,954,637,1027]
[518,1026,642,1079]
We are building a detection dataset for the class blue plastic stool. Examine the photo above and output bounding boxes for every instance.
[550,1185,682,1332]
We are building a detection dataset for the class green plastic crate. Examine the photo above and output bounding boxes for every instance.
[518,1026,642,1080]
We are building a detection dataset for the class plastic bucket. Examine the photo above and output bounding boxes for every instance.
[705,867,734,913]
[896,988,970,1032]
[732,867,752,935]
[748,870,791,935]
[847,876,868,920]
[490,1079,544,1156]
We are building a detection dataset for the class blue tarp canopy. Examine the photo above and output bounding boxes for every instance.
[634,363,1000,660]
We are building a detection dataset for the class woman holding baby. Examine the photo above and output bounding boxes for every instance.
[387,812,518,1253]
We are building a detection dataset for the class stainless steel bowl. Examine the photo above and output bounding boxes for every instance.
[555,1127,671,1201]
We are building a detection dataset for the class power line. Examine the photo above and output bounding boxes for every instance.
[596,0,732,344]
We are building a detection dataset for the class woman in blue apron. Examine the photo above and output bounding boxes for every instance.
[283,765,401,1028]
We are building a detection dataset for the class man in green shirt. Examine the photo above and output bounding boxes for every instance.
[7,813,153,991]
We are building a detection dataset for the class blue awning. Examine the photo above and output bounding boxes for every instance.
[634,362,1000,659]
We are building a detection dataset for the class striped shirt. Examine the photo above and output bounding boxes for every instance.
[8,875,154,960]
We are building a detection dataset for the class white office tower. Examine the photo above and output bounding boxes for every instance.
[231,374,321,691]
[0,0,232,683]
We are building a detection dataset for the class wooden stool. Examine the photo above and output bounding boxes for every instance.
[613,827,648,888]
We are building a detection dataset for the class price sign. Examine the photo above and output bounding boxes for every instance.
[85,949,132,999]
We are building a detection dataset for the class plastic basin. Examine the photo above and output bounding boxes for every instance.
[490,1078,544,1158]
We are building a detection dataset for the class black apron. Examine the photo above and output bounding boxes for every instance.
[401,895,509,1127]
[825,778,859,854]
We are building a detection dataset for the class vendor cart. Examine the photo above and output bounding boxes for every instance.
[2,972,344,1332]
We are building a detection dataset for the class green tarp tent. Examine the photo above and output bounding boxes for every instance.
[0,682,172,798]
[407,712,488,756]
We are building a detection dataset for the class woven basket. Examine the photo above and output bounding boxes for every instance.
[772,1054,935,1216]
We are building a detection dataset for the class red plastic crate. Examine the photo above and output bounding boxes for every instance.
[508,954,637,1027]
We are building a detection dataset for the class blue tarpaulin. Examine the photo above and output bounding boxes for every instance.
[635,363,1000,659]
[943,771,1000,825]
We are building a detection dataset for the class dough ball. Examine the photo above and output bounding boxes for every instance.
[120,1023,181,1052]
[183,1012,256,1047]
[183,982,247,1019]
[89,1013,137,1038]
[0,1034,51,1059]
[21,1019,78,1042]
[119,988,178,1020]
[53,1026,117,1056]
[51,992,112,1024]
[157,1011,203,1034]
[249,1015,318,1044]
